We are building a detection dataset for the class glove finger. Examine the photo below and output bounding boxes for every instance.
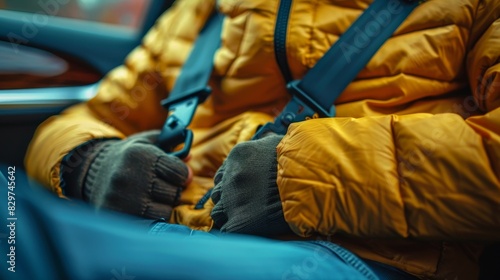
[210,164,226,204]
[213,162,226,186]
[210,184,222,204]
[143,201,174,220]
[210,200,228,228]
[155,154,189,187]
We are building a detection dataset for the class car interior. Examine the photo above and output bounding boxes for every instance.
[0,0,174,168]
[0,0,498,278]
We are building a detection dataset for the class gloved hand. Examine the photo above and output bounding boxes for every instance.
[60,130,191,219]
[210,134,293,237]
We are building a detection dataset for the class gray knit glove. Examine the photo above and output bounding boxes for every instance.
[60,130,189,219]
[210,135,293,237]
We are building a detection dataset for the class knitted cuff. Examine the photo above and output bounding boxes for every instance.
[261,168,290,235]
[235,136,289,235]
[214,134,291,236]
[83,140,117,202]
[60,138,117,200]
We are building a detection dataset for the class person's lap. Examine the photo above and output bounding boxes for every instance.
[149,221,417,280]
[0,168,414,280]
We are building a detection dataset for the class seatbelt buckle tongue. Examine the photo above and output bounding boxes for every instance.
[252,120,288,140]
[157,114,193,159]
[161,87,211,113]
[253,80,335,140]
[286,80,335,119]
[252,96,325,140]
[157,87,211,158]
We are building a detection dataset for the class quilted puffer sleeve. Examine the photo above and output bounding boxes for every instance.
[25,0,216,194]
[276,110,500,241]
[276,0,500,242]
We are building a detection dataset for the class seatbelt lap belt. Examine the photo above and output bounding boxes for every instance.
[158,0,422,157]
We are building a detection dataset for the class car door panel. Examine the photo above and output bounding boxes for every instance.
[0,0,174,167]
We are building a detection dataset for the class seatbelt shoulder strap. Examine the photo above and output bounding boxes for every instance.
[253,0,423,139]
[157,11,224,158]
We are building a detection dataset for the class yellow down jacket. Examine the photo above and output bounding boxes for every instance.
[25,0,500,279]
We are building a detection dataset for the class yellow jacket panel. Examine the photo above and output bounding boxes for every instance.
[25,0,500,278]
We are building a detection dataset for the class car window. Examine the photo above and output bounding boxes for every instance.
[0,0,166,88]
[0,0,152,31]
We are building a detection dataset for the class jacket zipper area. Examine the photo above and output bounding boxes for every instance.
[274,0,294,83]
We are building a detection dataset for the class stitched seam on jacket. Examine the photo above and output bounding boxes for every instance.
[224,12,250,78]
[390,116,410,238]
[305,0,319,69]
[432,241,446,279]
[465,0,483,52]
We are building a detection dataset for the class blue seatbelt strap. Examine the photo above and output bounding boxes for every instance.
[157,11,224,158]
[253,0,421,139]
[158,0,422,158]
